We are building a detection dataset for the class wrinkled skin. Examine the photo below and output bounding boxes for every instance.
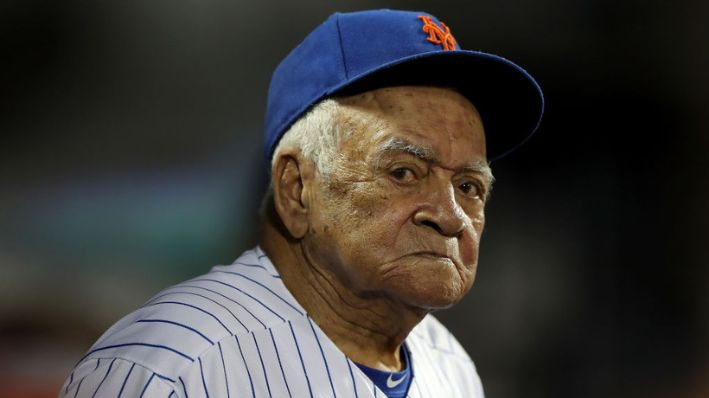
[302,86,491,310]
[263,85,492,370]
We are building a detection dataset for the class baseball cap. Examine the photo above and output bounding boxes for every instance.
[264,9,544,162]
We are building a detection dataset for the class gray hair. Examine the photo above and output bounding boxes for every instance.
[270,99,346,179]
[261,98,353,218]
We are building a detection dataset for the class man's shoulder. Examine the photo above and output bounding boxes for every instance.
[406,315,485,397]
[65,247,307,394]
[409,314,475,364]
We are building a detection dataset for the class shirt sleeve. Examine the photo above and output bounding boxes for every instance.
[60,357,177,398]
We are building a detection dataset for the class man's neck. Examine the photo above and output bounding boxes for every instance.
[260,222,427,372]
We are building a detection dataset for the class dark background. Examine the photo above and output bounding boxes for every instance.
[1,1,707,397]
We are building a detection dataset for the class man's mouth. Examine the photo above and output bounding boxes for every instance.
[411,251,456,266]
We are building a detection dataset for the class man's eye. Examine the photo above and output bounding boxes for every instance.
[459,181,481,197]
[391,167,416,182]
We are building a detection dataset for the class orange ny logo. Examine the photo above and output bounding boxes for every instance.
[418,16,457,51]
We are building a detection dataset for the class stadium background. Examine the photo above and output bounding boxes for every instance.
[1,0,707,397]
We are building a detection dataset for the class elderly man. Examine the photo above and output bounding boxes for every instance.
[61,9,542,398]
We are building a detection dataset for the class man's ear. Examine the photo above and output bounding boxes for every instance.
[272,153,310,239]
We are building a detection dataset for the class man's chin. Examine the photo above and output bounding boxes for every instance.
[389,279,473,312]
[381,259,476,310]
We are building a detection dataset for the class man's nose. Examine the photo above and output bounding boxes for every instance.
[412,183,466,237]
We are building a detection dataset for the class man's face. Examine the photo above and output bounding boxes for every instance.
[303,86,491,310]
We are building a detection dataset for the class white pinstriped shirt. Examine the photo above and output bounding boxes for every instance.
[60,247,484,397]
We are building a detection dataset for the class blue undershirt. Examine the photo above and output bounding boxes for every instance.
[355,345,413,398]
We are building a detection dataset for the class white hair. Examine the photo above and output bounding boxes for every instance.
[261,98,354,217]
[270,98,346,179]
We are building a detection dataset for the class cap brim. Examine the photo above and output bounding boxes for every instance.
[329,50,544,162]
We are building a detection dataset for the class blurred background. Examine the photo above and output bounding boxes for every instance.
[1,0,707,397]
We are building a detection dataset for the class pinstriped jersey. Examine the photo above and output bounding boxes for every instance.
[60,247,484,397]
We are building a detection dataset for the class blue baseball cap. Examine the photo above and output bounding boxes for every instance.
[264,9,544,162]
